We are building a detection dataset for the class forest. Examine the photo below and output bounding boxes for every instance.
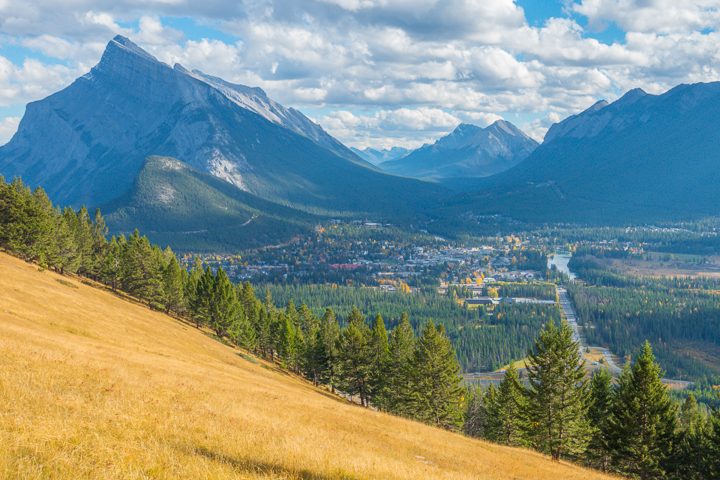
[568,251,720,382]
[3,175,720,479]
[263,283,560,371]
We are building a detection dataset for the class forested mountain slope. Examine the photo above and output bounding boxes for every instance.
[448,83,720,223]
[0,252,614,480]
[102,156,315,251]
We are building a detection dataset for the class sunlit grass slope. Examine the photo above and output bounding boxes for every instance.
[0,253,616,480]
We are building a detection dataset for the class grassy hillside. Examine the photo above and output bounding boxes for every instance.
[0,252,615,479]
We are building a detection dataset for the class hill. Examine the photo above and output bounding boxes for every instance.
[0,36,443,223]
[449,83,720,224]
[0,252,614,479]
[102,156,315,251]
[382,121,537,180]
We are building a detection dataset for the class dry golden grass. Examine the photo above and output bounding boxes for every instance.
[0,253,618,480]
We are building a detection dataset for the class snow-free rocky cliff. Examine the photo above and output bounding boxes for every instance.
[0,35,427,215]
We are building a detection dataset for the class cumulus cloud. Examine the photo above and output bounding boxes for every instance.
[573,0,720,34]
[0,116,20,145]
[0,0,720,148]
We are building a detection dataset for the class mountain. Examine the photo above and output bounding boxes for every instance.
[448,83,720,224]
[0,251,615,480]
[381,121,538,179]
[103,156,315,251]
[350,146,410,165]
[0,35,441,222]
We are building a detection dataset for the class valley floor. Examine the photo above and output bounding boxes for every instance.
[0,252,616,480]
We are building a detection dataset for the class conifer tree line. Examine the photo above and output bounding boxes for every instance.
[464,321,720,479]
[4,177,720,478]
[0,177,465,429]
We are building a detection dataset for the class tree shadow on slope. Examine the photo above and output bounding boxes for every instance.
[187,445,358,480]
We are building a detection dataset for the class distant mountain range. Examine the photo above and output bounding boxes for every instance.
[2,34,720,246]
[0,36,443,249]
[448,83,720,223]
[381,121,538,179]
[350,146,410,165]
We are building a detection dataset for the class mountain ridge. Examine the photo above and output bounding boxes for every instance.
[0,35,444,229]
[381,120,538,179]
[448,82,720,223]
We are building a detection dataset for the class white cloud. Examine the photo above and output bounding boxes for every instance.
[0,116,19,145]
[1,0,720,149]
[573,0,720,34]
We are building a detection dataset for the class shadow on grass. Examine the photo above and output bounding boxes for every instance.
[189,445,358,480]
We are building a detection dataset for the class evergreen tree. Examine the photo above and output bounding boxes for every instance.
[317,308,341,392]
[209,268,240,338]
[120,230,164,307]
[608,341,677,479]
[90,208,108,278]
[228,306,255,350]
[410,321,464,430]
[59,207,82,273]
[162,250,186,315]
[383,313,415,415]
[485,364,528,446]
[190,266,214,328]
[27,187,56,267]
[368,313,390,407]
[526,321,590,460]
[669,394,706,480]
[99,236,122,290]
[74,206,95,275]
[337,307,372,406]
[586,368,614,471]
[708,408,720,479]
[255,307,273,359]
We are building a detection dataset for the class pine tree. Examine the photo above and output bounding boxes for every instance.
[74,206,95,275]
[368,313,390,407]
[669,394,706,480]
[608,341,677,479]
[58,207,81,273]
[162,250,185,315]
[190,266,214,328]
[317,308,341,392]
[99,236,122,289]
[27,187,56,266]
[383,313,415,415]
[586,368,613,471]
[708,408,720,479]
[256,307,273,359]
[410,321,464,430]
[526,321,590,460]
[120,230,164,307]
[90,208,108,278]
[337,307,372,406]
[209,268,240,338]
[485,364,528,446]
[228,305,255,350]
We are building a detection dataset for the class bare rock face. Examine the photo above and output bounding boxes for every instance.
[0,35,384,210]
[381,120,538,179]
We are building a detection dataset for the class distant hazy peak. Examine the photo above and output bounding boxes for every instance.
[381,119,537,179]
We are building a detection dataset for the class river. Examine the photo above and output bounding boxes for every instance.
[548,252,576,280]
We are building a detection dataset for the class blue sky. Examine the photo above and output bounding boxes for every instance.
[1,1,719,148]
